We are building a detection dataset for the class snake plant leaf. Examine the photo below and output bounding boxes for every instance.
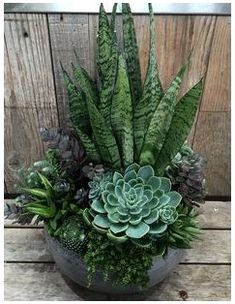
[97,3,118,125]
[25,205,55,218]
[134,3,164,158]
[86,97,121,168]
[122,3,142,105]
[110,3,117,40]
[155,79,203,175]
[74,126,101,162]
[72,54,99,106]
[111,53,134,167]
[139,63,187,166]
[61,67,90,132]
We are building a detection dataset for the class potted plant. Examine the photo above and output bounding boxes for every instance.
[6,3,206,294]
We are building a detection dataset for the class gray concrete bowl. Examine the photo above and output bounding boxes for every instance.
[45,230,183,294]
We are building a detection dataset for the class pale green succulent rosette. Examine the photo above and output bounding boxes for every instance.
[83,163,182,247]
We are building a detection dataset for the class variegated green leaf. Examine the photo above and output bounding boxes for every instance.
[87,97,121,168]
[74,126,101,163]
[72,52,99,106]
[62,67,90,132]
[110,3,117,40]
[134,3,163,158]
[122,3,142,105]
[111,53,134,168]
[97,4,118,125]
[155,79,203,175]
[139,63,187,166]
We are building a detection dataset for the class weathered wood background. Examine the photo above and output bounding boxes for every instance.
[4,13,231,196]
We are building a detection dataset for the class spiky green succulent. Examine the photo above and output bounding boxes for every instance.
[62,3,203,175]
[58,215,89,253]
[83,164,182,246]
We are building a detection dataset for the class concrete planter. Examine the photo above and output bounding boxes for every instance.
[45,230,183,294]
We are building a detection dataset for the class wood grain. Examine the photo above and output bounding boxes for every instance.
[4,263,230,301]
[193,112,231,196]
[4,228,230,264]
[200,17,231,111]
[48,14,91,128]
[4,13,58,192]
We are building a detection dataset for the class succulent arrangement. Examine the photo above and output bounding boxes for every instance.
[7,3,207,290]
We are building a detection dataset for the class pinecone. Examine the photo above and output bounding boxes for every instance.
[40,128,86,181]
[165,145,207,207]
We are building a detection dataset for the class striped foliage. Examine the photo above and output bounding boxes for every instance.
[122,3,142,105]
[155,79,203,175]
[62,68,90,133]
[111,54,134,167]
[134,3,163,158]
[74,127,101,163]
[87,97,121,168]
[97,4,118,125]
[72,53,99,106]
[139,64,187,166]
[110,3,117,40]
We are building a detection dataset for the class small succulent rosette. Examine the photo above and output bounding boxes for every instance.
[83,163,182,247]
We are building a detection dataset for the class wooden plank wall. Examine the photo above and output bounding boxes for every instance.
[4,13,231,196]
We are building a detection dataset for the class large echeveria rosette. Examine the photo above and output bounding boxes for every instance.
[83,163,182,246]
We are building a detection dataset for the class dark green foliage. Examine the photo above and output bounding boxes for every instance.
[155,79,203,175]
[122,3,142,105]
[58,215,89,253]
[111,53,133,167]
[134,3,163,158]
[97,3,118,125]
[62,3,203,175]
[165,145,206,207]
[84,230,153,289]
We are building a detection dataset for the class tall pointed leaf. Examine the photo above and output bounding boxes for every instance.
[87,97,121,168]
[110,3,117,38]
[74,126,101,163]
[97,4,118,125]
[111,54,133,167]
[122,3,142,105]
[72,52,99,106]
[155,79,203,175]
[62,67,90,132]
[139,64,187,166]
[134,3,163,157]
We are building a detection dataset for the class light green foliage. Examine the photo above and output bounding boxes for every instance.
[167,204,202,248]
[122,3,142,105]
[84,230,153,289]
[111,53,134,167]
[18,173,81,236]
[83,163,182,245]
[63,3,203,175]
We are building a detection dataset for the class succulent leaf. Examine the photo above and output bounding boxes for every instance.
[87,164,181,245]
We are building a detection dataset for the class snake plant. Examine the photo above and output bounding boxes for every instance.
[63,3,203,176]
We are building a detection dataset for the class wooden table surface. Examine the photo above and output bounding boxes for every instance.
[4,200,231,301]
